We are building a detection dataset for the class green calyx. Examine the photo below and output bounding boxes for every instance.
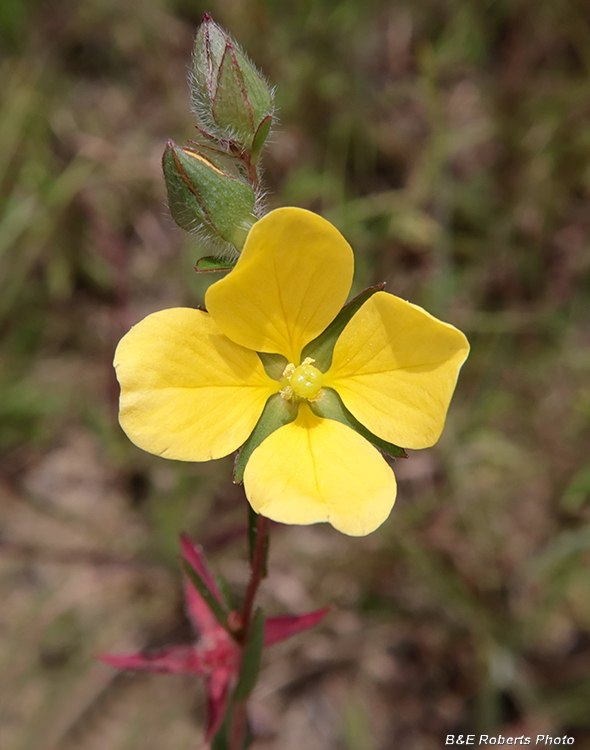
[191,14,274,155]
[212,44,273,148]
[162,140,256,252]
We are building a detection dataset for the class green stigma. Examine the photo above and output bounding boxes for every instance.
[280,357,324,402]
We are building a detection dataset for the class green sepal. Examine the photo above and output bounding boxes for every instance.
[302,283,386,372]
[162,140,256,250]
[211,44,273,150]
[310,387,407,459]
[185,138,232,170]
[257,352,288,380]
[238,56,273,141]
[181,559,230,632]
[251,115,273,163]
[248,505,269,578]
[192,15,227,105]
[213,44,254,141]
[195,255,236,273]
[233,608,265,702]
[234,393,297,483]
[188,132,230,157]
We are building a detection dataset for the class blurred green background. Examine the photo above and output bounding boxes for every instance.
[1,0,590,748]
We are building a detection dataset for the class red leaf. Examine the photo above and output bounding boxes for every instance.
[101,535,331,744]
[99,645,205,675]
[180,533,225,636]
[264,607,331,646]
[180,534,223,602]
[205,666,234,740]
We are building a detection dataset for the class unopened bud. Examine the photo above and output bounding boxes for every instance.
[162,140,257,252]
[191,14,274,157]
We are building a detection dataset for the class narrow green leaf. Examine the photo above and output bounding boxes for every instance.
[302,283,386,371]
[195,255,236,273]
[211,708,253,750]
[182,560,230,632]
[310,388,407,459]
[211,711,231,750]
[233,608,265,702]
[234,393,297,483]
[216,574,234,611]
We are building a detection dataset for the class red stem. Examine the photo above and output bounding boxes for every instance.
[227,512,269,750]
[240,513,269,643]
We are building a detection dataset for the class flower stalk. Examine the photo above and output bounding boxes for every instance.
[217,510,269,749]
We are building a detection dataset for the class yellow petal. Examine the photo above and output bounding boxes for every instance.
[244,404,396,536]
[114,308,278,461]
[205,207,354,363]
[324,292,469,449]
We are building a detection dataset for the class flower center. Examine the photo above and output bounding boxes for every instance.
[280,357,324,402]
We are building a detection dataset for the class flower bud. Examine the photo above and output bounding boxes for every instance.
[162,140,257,252]
[191,14,274,157]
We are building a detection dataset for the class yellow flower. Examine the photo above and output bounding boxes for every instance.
[114,208,469,536]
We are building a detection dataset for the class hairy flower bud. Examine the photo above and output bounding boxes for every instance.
[191,14,274,159]
[162,140,257,253]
